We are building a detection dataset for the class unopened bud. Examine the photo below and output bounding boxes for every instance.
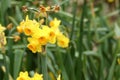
[39,19,44,25]
[13,35,21,42]
[39,5,46,12]
[22,6,28,12]
[54,5,60,12]
[7,23,13,30]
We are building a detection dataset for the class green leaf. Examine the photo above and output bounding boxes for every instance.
[3,54,10,80]
[0,0,11,24]
[15,6,23,22]
[107,57,116,80]
[13,49,24,80]
[0,54,3,60]
[83,51,99,58]
[8,16,18,26]
[114,23,120,38]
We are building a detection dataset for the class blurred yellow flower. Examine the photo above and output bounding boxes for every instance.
[17,26,23,33]
[49,18,61,30]
[42,26,56,44]
[57,34,69,48]
[16,71,31,80]
[27,43,36,53]
[48,31,56,44]
[23,20,39,36]
[27,37,42,53]
[17,71,60,80]
[0,32,7,48]
[0,24,6,33]
[0,24,6,51]
[23,26,34,36]
[17,15,40,36]
[57,74,61,80]
[31,73,43,80]
[107,0,114,3]
[38,36,48,45]
[117,58,120,64]
[32,28,48,45]
[17,71,43,80]
[16,20,25,33]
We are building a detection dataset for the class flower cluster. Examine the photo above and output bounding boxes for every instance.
[17,71,60,80]
[0,24,7,53]
[17,15,69,53]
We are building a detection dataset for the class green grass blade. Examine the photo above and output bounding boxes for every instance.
[55,47,69,80]
[70,1,77,40]
[3,54,10,80]
[107,57,116,80]
[0,0,11,24]
[13,49,24,79]
[76,0,87,79]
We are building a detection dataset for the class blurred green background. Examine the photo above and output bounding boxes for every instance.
[0,0,120,80]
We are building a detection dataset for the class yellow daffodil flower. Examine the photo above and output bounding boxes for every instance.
[17,71,60,80]
[17,26,23,33]
[42,26,56,44]
[17,15,40,36]
[16,71,31,80]
[48,31,56,44]
[49,18,61,30]
[0,24,6,33]
[57,34,69,48]
[27,37,42,53]
[32,28,48,45]
[23,20,39,36]
[16,20,26,33]
[31,73,43,80]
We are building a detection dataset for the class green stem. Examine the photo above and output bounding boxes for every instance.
[38,50,48,80]
[97,45,104,80]
[37,53,41,73]
[66,48,76,80]
[55,47,69,80]
[40,53,48,80]
[70,1,77,40]
[38,52,48,80]
[76,0,87,79]
[107,56,117,80]
[37,45,48,80]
